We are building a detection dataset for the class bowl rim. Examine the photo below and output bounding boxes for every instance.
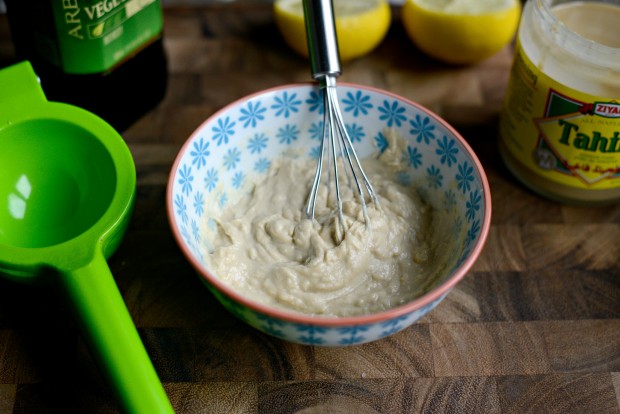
[166,81,492,327]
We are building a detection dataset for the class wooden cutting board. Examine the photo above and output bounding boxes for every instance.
[0,4,618,413]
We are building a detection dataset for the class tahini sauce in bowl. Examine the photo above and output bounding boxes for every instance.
[205,131,461,317]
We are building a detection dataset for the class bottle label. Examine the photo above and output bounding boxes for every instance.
[499,40,620,190]
[49,0,163,74]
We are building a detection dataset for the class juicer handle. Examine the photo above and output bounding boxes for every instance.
[303,0,342,80]
[60,253,174,414]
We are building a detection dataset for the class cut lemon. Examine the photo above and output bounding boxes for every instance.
[402,0,521,65]
[274,0,391,62]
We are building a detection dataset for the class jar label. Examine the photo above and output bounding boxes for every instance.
[47,0,163,74]
[499,41,620,190]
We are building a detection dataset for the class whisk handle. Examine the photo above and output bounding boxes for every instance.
[303,0,341,80]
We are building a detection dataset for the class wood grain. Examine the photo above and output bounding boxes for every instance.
[0,4,619,413]
[167,382,258,414]
[497,374,620,414]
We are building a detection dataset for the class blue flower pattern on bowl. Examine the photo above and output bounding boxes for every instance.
[170,84,488,346]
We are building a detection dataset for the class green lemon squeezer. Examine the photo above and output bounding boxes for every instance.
[0,62,173,413]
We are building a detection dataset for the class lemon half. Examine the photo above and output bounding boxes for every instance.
[274,0,391,62]
[402,0,521,65]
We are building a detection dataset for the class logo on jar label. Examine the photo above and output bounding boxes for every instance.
[533,91,620,185]
[594,102,620,118]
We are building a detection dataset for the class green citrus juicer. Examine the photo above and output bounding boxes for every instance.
[0,62,173,413]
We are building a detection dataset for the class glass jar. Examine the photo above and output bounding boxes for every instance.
[498,0,620,205]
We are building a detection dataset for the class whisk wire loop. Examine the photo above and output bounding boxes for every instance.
[305,76,379,229]
[303,0,379,235]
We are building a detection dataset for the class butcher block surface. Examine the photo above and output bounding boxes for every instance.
[0,3,618,413]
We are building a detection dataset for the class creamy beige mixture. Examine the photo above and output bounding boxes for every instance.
[204,133,458,317]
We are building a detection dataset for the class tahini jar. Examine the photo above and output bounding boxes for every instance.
[498,0,620,204]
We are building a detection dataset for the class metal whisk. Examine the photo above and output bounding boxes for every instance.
[303,0,379,233]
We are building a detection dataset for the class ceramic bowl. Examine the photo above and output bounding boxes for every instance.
[167,83,491,346]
